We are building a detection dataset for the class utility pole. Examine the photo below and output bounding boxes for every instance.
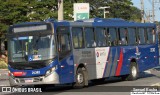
[152,0,155,22]
[148,10,152,22]
[58,0,63,20]
[141,0,145,23]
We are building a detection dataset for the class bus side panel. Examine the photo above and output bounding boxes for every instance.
[119,44,159,76]
[95,47,111,78]
[102,47,121,78]
[73,48,97,80]
[138,44,159,72]
[116,47,131,76]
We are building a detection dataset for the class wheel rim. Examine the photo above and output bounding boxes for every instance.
[77,73,84,84]
[132,66,137,78]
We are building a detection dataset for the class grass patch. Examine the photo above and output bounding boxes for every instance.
[0,59,7,69]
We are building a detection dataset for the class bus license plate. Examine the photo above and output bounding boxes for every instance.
[24,78,33,83]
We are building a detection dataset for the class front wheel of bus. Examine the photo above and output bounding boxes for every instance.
[73,68,88,88]
[128,63,138,81]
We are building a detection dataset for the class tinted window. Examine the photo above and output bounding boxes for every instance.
[72,28,84,48]
[146,28,155,44]
[57,34,71,52]
[95,28,106,47]
[128,28,136,45]
[138,28,146,44]
[107,28,117,46]
[84,28,95,48]
[119,28,128,45]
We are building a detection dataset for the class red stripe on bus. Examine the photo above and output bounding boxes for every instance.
[115,49,123,76]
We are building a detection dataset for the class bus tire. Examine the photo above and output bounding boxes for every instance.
[127,62,138,81]
[73,68,88,88]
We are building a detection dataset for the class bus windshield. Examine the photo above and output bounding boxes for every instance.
[8,35,56,62]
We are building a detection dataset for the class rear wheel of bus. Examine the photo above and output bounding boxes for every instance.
[73,67,88,88]
[128,62,138,81]
[121,62,138,81]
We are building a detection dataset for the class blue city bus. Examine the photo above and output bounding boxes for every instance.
[7,18,159,88]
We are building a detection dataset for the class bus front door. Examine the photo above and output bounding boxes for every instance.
[57,30,74,84]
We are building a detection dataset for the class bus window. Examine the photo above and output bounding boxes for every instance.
[119,28,128,45]
[72,27,84,49]
[107,28,117,46]
[146,28,155,44]
[128,28,136,45]
[84,28,95,48]
[57,34,71,52]
[138,28,146,44]
[95,28,106,47]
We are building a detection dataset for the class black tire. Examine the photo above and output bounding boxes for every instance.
[73,68,88,88]
[127,62,138,81]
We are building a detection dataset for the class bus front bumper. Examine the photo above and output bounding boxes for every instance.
[9,72,59,86]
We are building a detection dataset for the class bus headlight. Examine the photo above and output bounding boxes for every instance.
[45,66,57,77]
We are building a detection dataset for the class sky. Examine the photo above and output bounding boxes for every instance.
[132,0,160,22]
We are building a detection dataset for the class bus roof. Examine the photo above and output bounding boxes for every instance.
[10,18,156,28]
[69,18,156,27]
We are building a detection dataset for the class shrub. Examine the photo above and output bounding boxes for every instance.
[0,60,8,69]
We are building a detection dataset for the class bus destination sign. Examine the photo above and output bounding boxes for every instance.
[13,25,47,33]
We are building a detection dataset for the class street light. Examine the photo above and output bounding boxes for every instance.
[98,6,110,18]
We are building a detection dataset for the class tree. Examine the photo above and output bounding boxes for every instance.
[63,0,141,21]
[0,0,29,35]
[104,0,141,21]
[0,0,142,35]
[27,0,58,21]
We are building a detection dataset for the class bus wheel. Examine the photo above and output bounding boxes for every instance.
[73,68,88,88]
[128,62,138,81]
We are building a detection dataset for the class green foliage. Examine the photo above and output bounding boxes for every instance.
[0,0,29,35]
[63,0,141,21]
[0,0,141,37]
[0,0,58,35]
[0,60,7,69]
[106,0,141,21]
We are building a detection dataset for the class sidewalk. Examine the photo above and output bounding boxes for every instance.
[0,69,8,80]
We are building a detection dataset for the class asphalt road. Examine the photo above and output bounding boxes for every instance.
[0,67,160,95]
